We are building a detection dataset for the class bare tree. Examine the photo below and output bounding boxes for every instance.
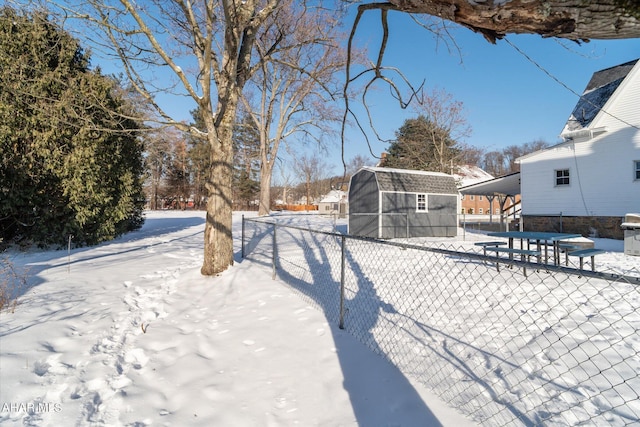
[411,87,472,173]
[55,0,282,275]
[346,154,373,175]
[242,1,348,216]
[144,131,172,210]
[482,150,507,177]
[457,143,485,167]
[296,152,333,206]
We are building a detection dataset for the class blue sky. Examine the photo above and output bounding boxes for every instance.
[336,9,640,168]
[94,5,640,178]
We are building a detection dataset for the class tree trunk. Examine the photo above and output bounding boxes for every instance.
[258,161,274,216]
[201,116,235,276]
[384,0,640,42]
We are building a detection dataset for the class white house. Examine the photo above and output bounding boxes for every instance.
[317,189,348,216]
[517,59,640,239]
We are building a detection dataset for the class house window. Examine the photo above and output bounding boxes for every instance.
[417,194,427,212]
[495,209,500,215]
[635,161,640,181]
[470,195,475,201]
[555,169,570,186]
[479,208,483,214]
[479,195,483,201]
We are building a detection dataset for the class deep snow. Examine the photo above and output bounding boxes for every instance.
[0,210,476,426]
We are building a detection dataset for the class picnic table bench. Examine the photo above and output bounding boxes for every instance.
[474,241,506,256]
[567,248,606,271]
[485,246,541,277]
[558,243,581,266]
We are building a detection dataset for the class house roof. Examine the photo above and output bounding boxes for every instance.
[319,190,346,203]
[361,167,458,194]
[452,165,494,187]
[563,59,639,133]
[458,172,521,196]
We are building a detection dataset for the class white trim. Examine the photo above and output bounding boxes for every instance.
[416,193,428,213]
[554,168,571,187]
[561,126,608,141]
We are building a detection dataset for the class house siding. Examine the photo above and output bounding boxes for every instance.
[520,61,640,225]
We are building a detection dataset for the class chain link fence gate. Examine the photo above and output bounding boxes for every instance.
[241,215,640,426]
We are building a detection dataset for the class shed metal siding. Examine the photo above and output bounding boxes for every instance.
[348,170,381,238]
[349,167,459,239]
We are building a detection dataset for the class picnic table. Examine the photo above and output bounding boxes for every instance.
[487,231,583,266]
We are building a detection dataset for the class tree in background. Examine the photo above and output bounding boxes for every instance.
[165,136,191,210]
[382,115,461,172]
[480,139,550,177]
[411,88,472,173]
[144,131,172,210]
[242,0,347,215]
[232,114,261,210]
[296,152,334,205]
[0,7,144,247]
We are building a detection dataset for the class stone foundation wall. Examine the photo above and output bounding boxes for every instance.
[523,215,624,240]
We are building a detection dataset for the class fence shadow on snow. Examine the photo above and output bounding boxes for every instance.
[241,216,640,426]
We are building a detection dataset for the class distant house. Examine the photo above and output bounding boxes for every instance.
[517,58,640,239]
[348,167,459,239]
[317,190,348,216]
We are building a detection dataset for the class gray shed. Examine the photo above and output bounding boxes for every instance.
[348,167,459,239]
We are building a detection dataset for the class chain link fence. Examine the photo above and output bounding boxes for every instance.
[241,215,640,426]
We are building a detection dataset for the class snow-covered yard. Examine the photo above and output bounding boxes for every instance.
[242,213,640,426]
[0,210,474,426]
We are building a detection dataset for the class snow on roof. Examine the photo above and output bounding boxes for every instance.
[452,165,494,187]
[358,166,458,194]
[319,190,346,203]
[361,166,452,178]
[562,59,639,133]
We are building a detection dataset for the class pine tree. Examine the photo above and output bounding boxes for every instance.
[0,7,145,247]
[383,115,460,173]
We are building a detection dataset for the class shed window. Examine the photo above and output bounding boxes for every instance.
[555,169,570,186]
[417,194,427,212]
[635,160,640,181]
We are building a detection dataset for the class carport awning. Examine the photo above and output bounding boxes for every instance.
[458,172,520,196]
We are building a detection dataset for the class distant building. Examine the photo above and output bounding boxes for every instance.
[317,190,348,216]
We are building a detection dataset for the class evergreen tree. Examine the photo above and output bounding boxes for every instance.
[0,7,145,247]
[232,114,260,209]
[383,115,460,173]
[186,108,210,210]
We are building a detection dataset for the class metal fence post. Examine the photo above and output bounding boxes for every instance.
[272,223,277,280]
[241,214,245,258]
[339,235,346,330]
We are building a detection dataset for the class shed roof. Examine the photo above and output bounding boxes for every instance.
[361,167,458,194]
